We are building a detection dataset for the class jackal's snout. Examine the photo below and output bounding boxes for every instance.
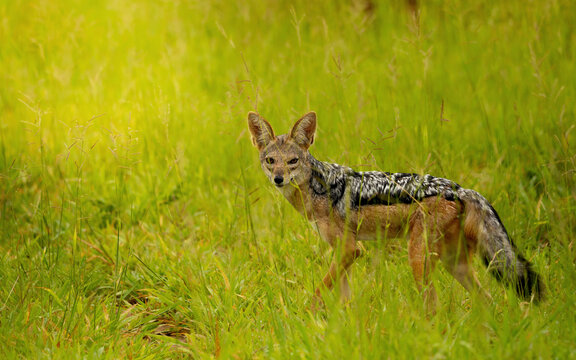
[273,175,284,186]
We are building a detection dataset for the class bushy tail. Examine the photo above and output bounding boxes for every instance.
[458,188,544,302]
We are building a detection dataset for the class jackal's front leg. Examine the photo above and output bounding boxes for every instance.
[313,239,363,306]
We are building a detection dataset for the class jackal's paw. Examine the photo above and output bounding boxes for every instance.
[307,291,325,313]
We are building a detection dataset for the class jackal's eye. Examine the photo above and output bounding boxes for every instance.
[265,157,275,165]
[287,158,299,165]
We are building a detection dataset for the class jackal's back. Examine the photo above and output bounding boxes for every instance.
[308,156,461,216]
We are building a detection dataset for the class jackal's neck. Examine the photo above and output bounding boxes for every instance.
[307,154,334,193]
[307,154,349,181]
[308,154,350,209]
[278,154,331,220]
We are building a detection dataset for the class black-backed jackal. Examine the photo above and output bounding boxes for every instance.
[248,111,543,312]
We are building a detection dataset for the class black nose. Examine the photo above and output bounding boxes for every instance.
[274,176,284,185]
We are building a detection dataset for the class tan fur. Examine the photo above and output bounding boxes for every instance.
[248,112,497,314]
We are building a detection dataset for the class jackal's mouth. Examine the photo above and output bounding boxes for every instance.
[274,180,294,188]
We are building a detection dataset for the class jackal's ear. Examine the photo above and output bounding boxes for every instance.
[247,112,275,150]
[290,112,317,149]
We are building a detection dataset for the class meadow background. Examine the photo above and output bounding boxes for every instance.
[1,0,575,358]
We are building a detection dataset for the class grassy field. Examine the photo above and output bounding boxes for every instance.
[1,0,575,358]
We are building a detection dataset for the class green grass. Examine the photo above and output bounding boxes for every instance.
[1,0,575,358]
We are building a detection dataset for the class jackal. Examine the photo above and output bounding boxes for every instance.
[247,111,543,312]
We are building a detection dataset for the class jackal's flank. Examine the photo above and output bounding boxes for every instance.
[248,111,543,311]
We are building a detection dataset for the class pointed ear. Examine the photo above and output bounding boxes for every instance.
[290,112,317,149]
[247,112,275,150]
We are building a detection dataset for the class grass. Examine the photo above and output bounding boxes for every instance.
[1,0,575,358]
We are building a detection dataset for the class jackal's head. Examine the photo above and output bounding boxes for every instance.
[247,111,316,189]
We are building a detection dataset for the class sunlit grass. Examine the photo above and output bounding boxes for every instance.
[0,0,575,358]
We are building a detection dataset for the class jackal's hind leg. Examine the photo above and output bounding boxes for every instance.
[441,223,492,302]
[408,217,440,315]
[444,261,492,302]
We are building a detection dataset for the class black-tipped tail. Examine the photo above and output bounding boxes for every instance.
[460,187,545,303]
[513,255,545,302]
[483,253,545,303]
